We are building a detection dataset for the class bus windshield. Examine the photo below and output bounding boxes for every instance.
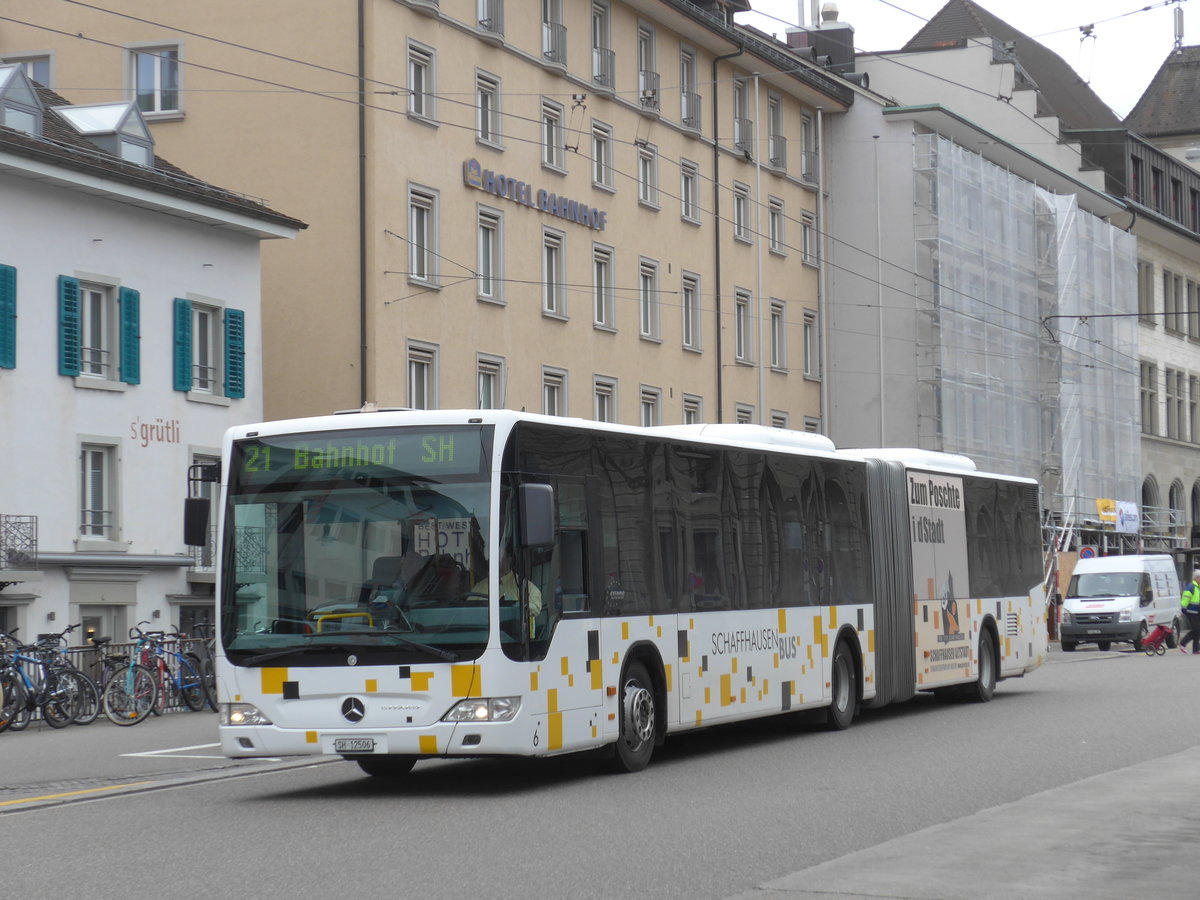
[220,425,494,665]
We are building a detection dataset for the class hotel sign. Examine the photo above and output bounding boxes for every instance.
[463,158,608,232]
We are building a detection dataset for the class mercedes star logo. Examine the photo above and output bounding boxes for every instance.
[341,697,366,723]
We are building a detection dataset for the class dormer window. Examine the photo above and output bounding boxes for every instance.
[55,101,155,168]
[0,64,45,136]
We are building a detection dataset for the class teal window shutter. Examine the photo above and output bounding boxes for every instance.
[58,275,81,376]
[173,297,192,391]
[224,308,245,399]
[0,264,15,369]
[118,287,140,385]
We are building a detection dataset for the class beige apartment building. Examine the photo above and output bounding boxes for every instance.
[3,0,852,427]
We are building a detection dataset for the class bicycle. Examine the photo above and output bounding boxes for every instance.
[101,627,159,726]
[36,624,101,726]
[0,629,80,731]
[131,623,209,714]
[189,622,219,712]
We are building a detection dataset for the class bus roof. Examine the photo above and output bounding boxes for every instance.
[224,408,1034,482]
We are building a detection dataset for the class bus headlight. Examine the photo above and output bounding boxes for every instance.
[221,703,273,726]
[442,697,521,723]
[1118,609,1132,623]
[1060,609,1072,626]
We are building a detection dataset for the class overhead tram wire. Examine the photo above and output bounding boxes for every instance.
[16,6,1137,373]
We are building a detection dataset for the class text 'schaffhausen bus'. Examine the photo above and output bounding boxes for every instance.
[187,408,1047,776]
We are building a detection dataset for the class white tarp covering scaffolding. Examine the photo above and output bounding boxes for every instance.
[912,134,1139,523]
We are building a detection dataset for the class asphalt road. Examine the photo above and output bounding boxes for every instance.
[2,644,1197,899]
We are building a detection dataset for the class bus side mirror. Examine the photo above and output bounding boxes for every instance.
[519,483,555,549]
[184,497,210,547]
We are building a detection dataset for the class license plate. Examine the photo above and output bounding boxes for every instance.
[1087,629,1101,635]
[333,738,377,753]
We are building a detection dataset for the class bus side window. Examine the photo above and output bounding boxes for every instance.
[556,481,590,614]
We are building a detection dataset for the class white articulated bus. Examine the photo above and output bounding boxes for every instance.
[187,408,1047,776]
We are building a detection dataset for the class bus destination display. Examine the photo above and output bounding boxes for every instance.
[233,427,486,483]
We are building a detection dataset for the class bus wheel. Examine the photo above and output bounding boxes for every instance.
[352,755,416,777]
[1167,618,1181,649]
[609,660,656,773]
[965,631,997,703]
[823,640,857,730]
[1060,640,1077,652]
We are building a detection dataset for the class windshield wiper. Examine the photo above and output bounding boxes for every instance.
[329,630,459,661]
[240,645,328,665]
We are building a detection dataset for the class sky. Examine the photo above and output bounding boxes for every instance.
[736,0,1191,118]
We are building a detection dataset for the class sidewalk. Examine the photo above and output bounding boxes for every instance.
[726,746,1200,899]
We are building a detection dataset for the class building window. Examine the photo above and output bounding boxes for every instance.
[682,272,701,351]
[732,77,751,153]
[767,94,786,169]
[476,71,501,144]
[407,42,435,121]
[542,99,565,170]
[801,114,816,181]
[680,47,700,129]
[640,386,661,427]
[1137,259,1155,323]
[637,142,658,207]
[79,441,117,539]
[735,403,754,424]
[683,394,703,424]
[1189,280,1200,340]
[594,376,616,422]
[542,0,566,64]
[637,24,658,110]
[79,284,114,379]
[408,341,439,410]
[476,206,503,303]
[592,121,613,189]
[770,300,786,370]
[477,354,505,409]
[734,290,752,362]
[171,296,243,397]
[191,304,220,392]
[408,185,439,284]
[591,2,613,88]
[132,45,179,114]
[1167,368,1185,440]
[58,277,141,387]
[768,197,785,254]
[1141,361,1159,435]
[1191,375,1200,443]
[680,159,700,223]
[542,228,566,317]
[1164,270,1184,334]
[543,367,566,416]
[639,258,660,340]
[733,183,751,242]
[803,310,819,378]
[2,54,51,87]
[593,243,614,329]
[801,213,817,265]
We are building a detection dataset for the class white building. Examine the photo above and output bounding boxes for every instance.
[0,66,303,642]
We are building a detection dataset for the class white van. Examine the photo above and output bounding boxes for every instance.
[1060,554,1182,651]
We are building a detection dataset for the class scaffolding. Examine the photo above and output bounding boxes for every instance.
[911,133,1140,559]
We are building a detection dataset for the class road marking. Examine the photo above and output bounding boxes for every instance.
[120,742,281,762]
[122,742,224,759]
[0,782,153,807]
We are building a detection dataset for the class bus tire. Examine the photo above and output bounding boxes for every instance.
[353,755,417,777]
[609,660,656,773]
[823,639,857,730]
[1060,640,1076,652]
[965,629,997,703]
